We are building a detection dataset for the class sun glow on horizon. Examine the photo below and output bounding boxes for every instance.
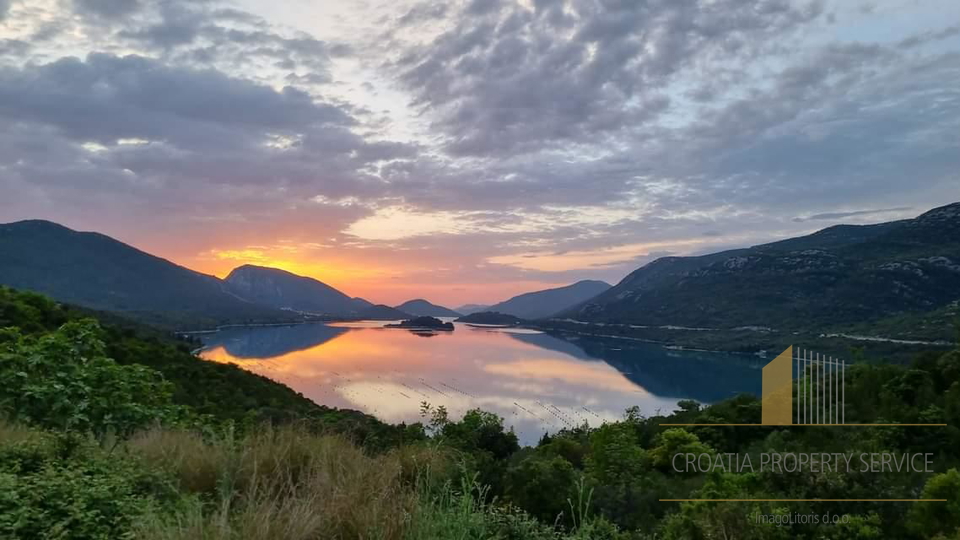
[183,244,567,306]
[196,247,386,294]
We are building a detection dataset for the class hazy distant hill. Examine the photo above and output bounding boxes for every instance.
[455,304,491,315]
[488,280,612,319]
[565,202,960,331]
[225,265,365,316]
[359,304,412,320]
[0,220,290,328]
[395,299,461,317]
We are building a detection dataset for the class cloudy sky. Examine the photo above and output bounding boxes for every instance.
[1,0,958,306]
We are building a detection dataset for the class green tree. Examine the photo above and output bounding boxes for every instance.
[0,320,182,440]
[908,469,960,538]
[585,421,649,529]
[649,428,714,471]
[440,409,520,460]
[820,513,883,540]
[659,473,789,540]
[504,454,580,524]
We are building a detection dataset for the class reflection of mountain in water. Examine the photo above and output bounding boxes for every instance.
[202,323,349,359]
[507,332,601,361]
[539,333,763,404]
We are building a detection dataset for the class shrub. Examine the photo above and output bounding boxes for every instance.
[0,320,184,441]
[0,423,175,540]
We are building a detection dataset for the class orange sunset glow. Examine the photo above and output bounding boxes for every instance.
[189,249,562,307]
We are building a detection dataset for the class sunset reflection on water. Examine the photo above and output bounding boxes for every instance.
[202,321,761,444]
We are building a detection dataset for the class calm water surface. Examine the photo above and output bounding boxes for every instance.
[201,321,765,445]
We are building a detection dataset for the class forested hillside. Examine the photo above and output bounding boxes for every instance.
[0,286,411,447]
[568,203,960,340]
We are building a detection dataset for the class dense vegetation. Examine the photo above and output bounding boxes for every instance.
[535,317,956,362]
[566,202,960,341]
[0,287,416,449]
[2,286,960,539]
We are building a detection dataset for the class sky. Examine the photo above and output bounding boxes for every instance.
[0,0,958,307]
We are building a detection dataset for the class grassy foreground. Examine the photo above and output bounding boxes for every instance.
[0,421,616,540]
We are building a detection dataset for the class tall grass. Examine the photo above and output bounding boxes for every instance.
[1,420,621,539]
[0,419,48,446]
[130,424,453,540]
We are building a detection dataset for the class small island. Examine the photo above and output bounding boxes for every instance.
[384,316,455,331]
[454,311,523,327]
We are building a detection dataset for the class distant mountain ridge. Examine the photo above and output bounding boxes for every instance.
[455,312,522,325]
[455,303,491,315]
[225,265,365,316]
[565,202,960,331]
[359,304,412,320]
[487,280,612,319]
[0,220,291,328]
[394,299,461,317]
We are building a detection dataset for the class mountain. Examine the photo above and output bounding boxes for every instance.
[0,220,290,328]
[394,299,461,317]
[455,312,522,325]
[359,304,412,320]
[225,265,365,316]
[487,280,612,319]
[565,202,960,331]
[352,297,374,310]
[455,304,491,315]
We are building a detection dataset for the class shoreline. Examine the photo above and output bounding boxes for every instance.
[176,318,343,336]
[529,318,953,359]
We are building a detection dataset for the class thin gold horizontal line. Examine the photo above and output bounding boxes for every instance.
[659,499,946,502]
[658,424,947,427]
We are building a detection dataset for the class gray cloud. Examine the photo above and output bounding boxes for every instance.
[66,0,348,85]
[0,39,420,249]
[397,2,448,26]
[0,39,29,60]
[117,3,202,49]
[702,50,960,209]
[897,24,960,49]
[374,1,958,246]
[393,0,824,157]
[74,0,143,20]
[0,54,351,149]
[0,0,10,20]
[792,207,913,223]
